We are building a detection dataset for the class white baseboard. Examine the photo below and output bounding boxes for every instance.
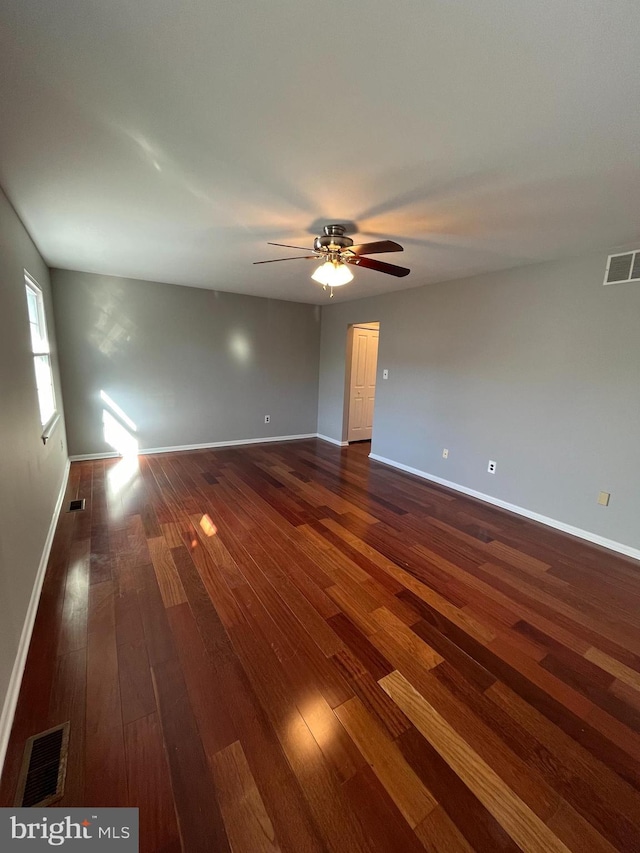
[369,453,640,562]
[316,434,349,447]
[69,433,318,461]
[69,451,120,461]
[0,458,71,777]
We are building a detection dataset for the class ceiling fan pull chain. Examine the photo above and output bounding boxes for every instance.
[330,286,334,298]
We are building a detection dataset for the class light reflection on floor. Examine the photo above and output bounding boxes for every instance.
[199,514,218,537]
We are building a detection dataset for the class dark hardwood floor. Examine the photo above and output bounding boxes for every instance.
[2,438,640,851]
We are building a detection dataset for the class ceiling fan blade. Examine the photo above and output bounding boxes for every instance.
[267,242,316,252]
[347,256,410,277]
[253,256,317,264]
[343,240,404,256]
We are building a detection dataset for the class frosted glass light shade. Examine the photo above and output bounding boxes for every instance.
[311,260,354,287]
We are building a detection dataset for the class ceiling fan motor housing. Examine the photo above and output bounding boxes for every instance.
[314,224,354,253]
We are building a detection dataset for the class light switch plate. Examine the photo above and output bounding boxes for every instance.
[382,369,389,379]
[597,491,610,506]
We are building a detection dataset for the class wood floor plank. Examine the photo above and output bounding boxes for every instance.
[484,540,552,574]
[397,725,521,851]
[210,657,329,853]
[298,693,366,783]
[166,601,238,756]
[113,554,146,647]
[57,537,90,656]
[211,740,281,852]
[546,799,619,853]
[147,536,187,608]
[89,522,113,586]
[124,713,181,853]
[486,680,640,852]
[381,670,572,853]
[48,648,86,807]
[152,655,231,853]
[585,646,640,693]
[332,648,412,738]
[341,765,428,853]
[221,583,372,852]
[335,695,436,828]
[135,561,177,666]
[327,612,394,680]
[371,606,445,670]
[414,805,475,853]
[85,580,127,806]
[424,663,562,823]
[117,639,156,726]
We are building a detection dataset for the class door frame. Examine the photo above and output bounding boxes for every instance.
[342,321,380,443]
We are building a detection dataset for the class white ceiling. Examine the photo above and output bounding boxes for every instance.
[1,0,640,304]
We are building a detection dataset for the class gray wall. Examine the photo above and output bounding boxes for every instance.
[52,270,320,456]
[0,187,68,724]
[318,252,640,551]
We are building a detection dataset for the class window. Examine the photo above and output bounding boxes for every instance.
[25,272,57,429]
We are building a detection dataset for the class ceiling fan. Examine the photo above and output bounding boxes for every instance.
[254,224,410,297]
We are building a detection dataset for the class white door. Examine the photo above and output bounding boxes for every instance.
[348,327,379,442]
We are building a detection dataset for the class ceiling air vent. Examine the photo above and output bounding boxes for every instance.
[603,250,640,285]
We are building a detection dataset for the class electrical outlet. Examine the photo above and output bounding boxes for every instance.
[264,415,271,424]
[487,460,496,473]
[382,369,389,380]
[597,491,610,506]
[442,448,449,459]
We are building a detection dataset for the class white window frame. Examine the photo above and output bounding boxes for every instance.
[25,271,59,442]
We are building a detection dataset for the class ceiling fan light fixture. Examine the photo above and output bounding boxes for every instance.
[311,260,354,287]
